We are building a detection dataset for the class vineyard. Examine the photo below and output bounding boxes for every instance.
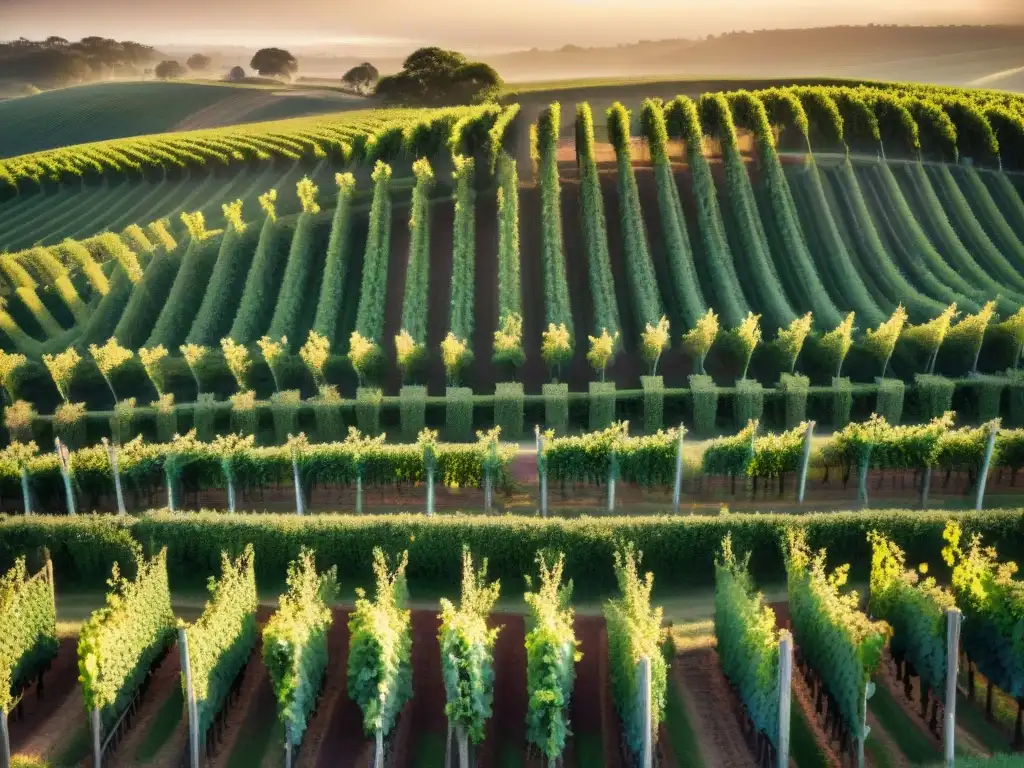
[3,512,1024,766]
[1,81,1024,447]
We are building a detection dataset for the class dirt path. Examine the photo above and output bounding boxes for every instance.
[311,609,373,768]
[790,669,843,768]
[480,613,527,768]
[571,615,607,767]
[107,643,183,767]
[597,627,624,768]
[673,649,758,768]
[471,190,499,394]
[10,638,86,763]
[170,92,275,131]
[409,609,446,761]
[865,710,911,768]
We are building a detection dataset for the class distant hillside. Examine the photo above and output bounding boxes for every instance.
[0,81,371,159]
[485,25,1024,86]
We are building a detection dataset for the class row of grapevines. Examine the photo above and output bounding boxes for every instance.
[396,159,435,377]
[606,102,663,333]
[524,553,578,762]
[113,239,184,349]
[229,191,289,344]
[699,93,794,331]
[263,548,338,749]
[0,557,58,714]
[639,99,706,328]
[350,161,393,376]
[181,545,258,737]
[784,531,890,745]
[311,174,357,344]
[604,545,667,761]
[867,532,954,703]
[537,104,574,341]
[542,422,680,486]
[493,152,523,369]
[187,200,251,345]
[78,548,176,728]
[446,155,476,378]
[941,521,1024,706]
[440,549,501,758]
[347,548,412,742]
[16,247,88,324]
[574,103,621,341]
[267,177,323,341]
[714,536,781,745]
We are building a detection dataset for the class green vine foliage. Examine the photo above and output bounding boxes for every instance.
[603,545,667,761]
[543,383,569,436]
[588,381,616,431]
[702,420,758,476]
[747,422,809,480]
[735,379,765,428]
[77,548,175,728]
[263,547,338,747]
[876,379,905,425]
[914,374,956,420]
[689,375,719,437]
[785,531,890,739]
[831,377,854,429]
[641,375,664,434]
[400,386,427,442]
[440,548,501,744]
[0,557,58,714]
[184,545,258,737]
[445,387,473,442]
[347,548,412,738]
[942,521,1024,698]
[867,532,954,700]
[524,553,579,761]
[714,536,781,745]
[494,382,524,440]
[780,373,809,428]
[543,423,682,487]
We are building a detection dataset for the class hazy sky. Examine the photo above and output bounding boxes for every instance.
[3,0,1023,50]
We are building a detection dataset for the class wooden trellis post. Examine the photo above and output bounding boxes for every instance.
[777,631,793,767]
[672,426,685,514]
[179,627,200,768]
[102,438,126,516]
[944,608,963,767]
[797,422,815,504]
[55,439,75,516]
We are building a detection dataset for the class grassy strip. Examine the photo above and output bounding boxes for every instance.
[133,685,184,763]
[867,679,940,764]
[790,702,831,768]
[664,664,705,768]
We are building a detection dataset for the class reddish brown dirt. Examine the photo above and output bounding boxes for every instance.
[310,609,373,768]
[426,196,457,395]
[409,609,446,758]
[8,637,83,758]
[471,190,499,395]
[597,626,625,768]
[107,642,182,766]
[517,185,548,394]
[673,649,758,768]
[571,615,611,768]
[480,613,528,768]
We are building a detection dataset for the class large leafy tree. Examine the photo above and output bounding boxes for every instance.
[187,53,211,71]
[375,47,502,106]
[251,48,298,78]
[342,62,379,94]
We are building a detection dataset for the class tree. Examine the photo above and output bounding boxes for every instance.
[187,53,211,71]
[374,47,502,106]
[342,62,379,94]
[227,65,246,81]
[155,60,186,79]
[251,48,297,78]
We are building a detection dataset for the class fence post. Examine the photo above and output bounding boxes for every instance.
[857,445,872,508]
[375,727,384,768]
[91,707,102,768]
[285,741,292,768]
[356,469,363,515]
[638,656,652,768]
[226,471,236,513]
[292,453,304,516]
[20,466,31,515]
[944,608,962,767]
[921,465,933,510]
[46,558,55,616]
[672,425,685,514]
[179,627,200,768]
[2,708,11,768]
[457,723,470,768]
[166,457,176,513]
[102,438,126,516]
[427,466,435,516]
[607,445,617,514]
[55,439,75,516]
[537,430,548,519]
[975,422,999,512]
[484,465,492,513]
[797,421,815,504]
[858,680,875,768]
[777,631,793,768]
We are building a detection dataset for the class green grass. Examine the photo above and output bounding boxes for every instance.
[0,80,364,159]
[133,685,184,763]
[412,732,447,768]
[788,697,833,768]
[225,711,280,768]
[868,680,941,764]
[953,690,1015,755]
[663,663,704,768]
[52,722,91,768]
